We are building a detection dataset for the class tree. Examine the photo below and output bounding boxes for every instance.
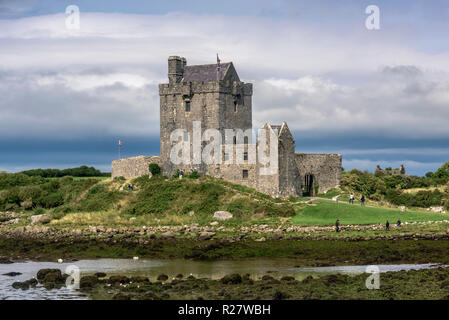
[149,163,161,176]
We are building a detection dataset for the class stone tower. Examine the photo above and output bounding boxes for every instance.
[158,56,253,175]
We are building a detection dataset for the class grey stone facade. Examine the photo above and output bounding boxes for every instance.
[111,56,342,197]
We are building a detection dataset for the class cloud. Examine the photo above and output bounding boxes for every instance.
[1,11,449,174]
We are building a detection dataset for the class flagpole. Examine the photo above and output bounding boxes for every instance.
[118,139,121,160]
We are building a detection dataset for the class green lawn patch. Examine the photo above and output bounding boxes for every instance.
[292,199,449,226]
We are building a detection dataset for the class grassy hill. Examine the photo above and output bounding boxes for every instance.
[1,172,448,229]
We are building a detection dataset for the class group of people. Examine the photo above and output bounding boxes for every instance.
[349,193,365,206]
[335,218,402,232]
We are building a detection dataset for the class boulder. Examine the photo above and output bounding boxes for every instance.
[272,231,283,240]
[160,231,176,240]
[36,268,62,281]
[430,206,445,213]
[108,275,130,284]
[0,257,13,264]
[221,273,242,284]
[80,275,99,289]
[2,272,22,277]
[213,211,233,221]
[157,274,169,281]
[94,272,107,278]
[198,232,215,241]
[400,206,406,212]
[31,214,51,225]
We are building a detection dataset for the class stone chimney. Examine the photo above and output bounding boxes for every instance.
[168,56,186,84]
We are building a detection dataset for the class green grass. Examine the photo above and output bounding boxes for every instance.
[291,199,449,226]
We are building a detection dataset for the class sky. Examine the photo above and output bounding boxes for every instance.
[1,0,449,175]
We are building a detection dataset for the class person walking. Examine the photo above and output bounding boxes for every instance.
[397,219,401,227]
[128,183,133,191]
[386,220,390,231]
[335,219,340,233]
[179,170,183,180]
[361,195,365,206]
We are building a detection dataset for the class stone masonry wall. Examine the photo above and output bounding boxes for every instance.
[111,156,162,179]
[295,153,342,194]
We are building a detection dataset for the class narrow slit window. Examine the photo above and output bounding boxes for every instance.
[243,152,248,161]
[242,170,248,179]
[185,101,191,112]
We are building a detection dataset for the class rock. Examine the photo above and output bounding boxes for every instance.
[198,232,215,240]
[108,275,130,284]
[2,272,22,277]
[175,273,183,279]
[430,206,445,213]
[332,195,340,202]
[95,272,107,278]
[272,231,283,240]
[36,269,63,282]
[188,211,195,217]
[280,276,295,281]
[80,275,99,289]
[157,274,169,281]
[12,281,29,290]
[3,218,19,225]
[306,200,314,204]
[273,290,290,300]
[130,276,150,283]
[213,211,233,221]
[255,237,266,242]
[400,206,406,212]
[221,274,242,284]
[0,257,13,264]
[160,231,176,240]
[210,221,219,226]
[31,214,51,225]
[262,275,275,281]
[113,293,131,300]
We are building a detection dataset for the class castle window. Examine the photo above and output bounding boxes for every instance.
[244,152,248,161]
[244,136,249,145]
[233,136,236,144]
[185,101,191,112]
[242,170,248,179]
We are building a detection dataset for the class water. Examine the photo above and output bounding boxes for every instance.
[0,259,443,300]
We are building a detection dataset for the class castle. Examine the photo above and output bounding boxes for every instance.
[112,56,342,197]
[375,164,406,176]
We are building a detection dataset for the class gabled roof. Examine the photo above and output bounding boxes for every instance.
[270,125,282,132]
[182,62,234,82]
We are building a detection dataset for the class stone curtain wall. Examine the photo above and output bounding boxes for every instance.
[111,156,162,178]
[295,153,342,194]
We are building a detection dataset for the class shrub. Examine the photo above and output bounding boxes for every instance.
[187,171,200,179]
[149,163,161,176]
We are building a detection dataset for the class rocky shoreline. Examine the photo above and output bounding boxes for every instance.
[2,219,449,243]
[9,266,449,300]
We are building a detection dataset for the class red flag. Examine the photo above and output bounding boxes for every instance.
[118,139,123,146]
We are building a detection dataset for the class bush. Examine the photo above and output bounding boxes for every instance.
[149,163,161,176]
[187,171,200,179]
